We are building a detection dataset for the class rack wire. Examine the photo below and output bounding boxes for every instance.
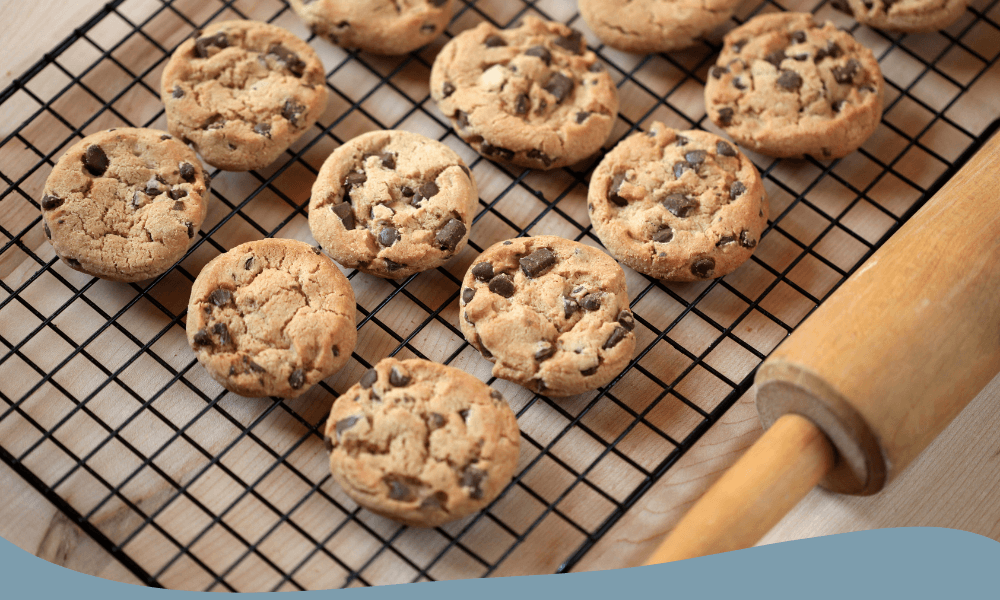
[1,0,998,591]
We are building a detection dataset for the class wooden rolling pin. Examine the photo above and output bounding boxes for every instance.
[645,130,1000,564]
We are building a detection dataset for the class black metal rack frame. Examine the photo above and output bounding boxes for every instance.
[1,0,998,591]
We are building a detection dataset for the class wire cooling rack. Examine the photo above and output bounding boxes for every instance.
[1,0,999,591]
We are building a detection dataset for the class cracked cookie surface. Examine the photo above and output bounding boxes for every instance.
[289,0,454,55]
[430,16,619,170]
[460,236,636,397]
[704,12,885,159]
[161,20,328,171]
[325,357,520,527]
[833,0,967,32]
[589,125,769,282]
[309,130,477,279]
[186,238,357,399]
[579,0,742,54]
[40,127,210,282]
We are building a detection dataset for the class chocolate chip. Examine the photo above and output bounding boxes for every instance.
[554,30,584,54]
[289,369,306,389]
[172,85,184,99]
[179,162,196,182]
[460,467,486,499]
[710,65,729,80]
[246,358,266,373]
[254,123,272,137]
[685,150,707,166]
[384,259,405,272]
[777,70,803,91]
[344,171,367,197]
[212,322,231,346]
[282,99,306,126]
[739,229,758,249]
[717,141,736,157]
[527,149,554,166]
[459,409,470,422]
[618,310,635,331]
[160,134,172,140]
[386,477,416,502]
[603,326,628,350]
[535,342,557,362]
[652,226,674,244]
[244,257,254,270]
[427,413,446,430]
[832,59,860,85]
[442,81,456,97]
[832,99,847,113]
[733,77,747,90]
[513,93,530,116]
[389,366,410,387]
[332,203,355,229]
[83,145,109,176]
[332,346,340,357]
[717,235,736,247]
[43,224,51,239]
[41,195,63,211]
[462,287,475,304]
[691,257,716,279]
[456,110,470,130]
[675,135,689,146]
[718,107,734,126]
[732,39,747,53]
[479,343,493,360]
[815,41,843,62]
[663,193,698,218]
[831,0,852,13]
[481,142,514,161]
[765,50,786,67]
[576,111,590,124]
[169,187,188,200]
[543,72,574,103]
[525,45,552,65]
[420,491,448,511]
[730,181,747,200]
[360,368,378,389]
[194,32,228,58]
[471,262,494,282]
[436,218,466,252]
[401,186,415,198]
[581,293,602,311]
[608,173,628,207]
[485,34,506,47]
[193,328,212,346]
[379,227,400,247]
[488,273,515,298]
[336,415,360,440]
[520,248,556,278]
[564,296,580,318]
[267,43,306,77]
[581,366,598,377]
[791,30,807,44]
[209,288,233,306]
[674,161,692,179]
[186,222,196,238]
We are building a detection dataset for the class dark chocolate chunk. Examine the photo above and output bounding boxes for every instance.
[289,369,305,389]
[193,328,212,346]
[831,0,852,13]
[581,293,602,311]
[484,34,507,47]
[663,193,698,218]
[459,409,470,422]
[246,358,266,373]
[169,187,188,200]
[436,218,466,252]
[490,389,503,402]
[535,343,556,362]
[282,99,306,126]
[527,149,554,166]
[733,77,747,90]
[814,41,843,62]
[456,110,470,130]
[710,65,729,79]
[488,273,515,298]
[172,85,184,99]
[66,257,82,270]
[519,247,556,278]
[685,150,707,166]
[525,45,552,65]
[564,296,580,319]
[379,227,400,247]
[608,173,628,207]
[739,229,758,249]
[777,70,803,91]
[832,59,860,85]
[730,181,747,200]
[581,366,598,377]
[386,477,416,502]
[389,366,411,387]
[471,262,494,282]
[179,162,196,182]
[212,322,231,346]
[186,222,196,238]
[427,413,446,430]
[514,93,530,115]
[603,326,628,350]
[691,257,716,279]
[460,467,486,499]
[481,142,514,161]
[832,99,847,113]
[674,161,692,179]
[543,72,574,103]
[765,50,786,67]
[618,310,635,331]
[194,32,228,58]
[401,186,415,198]
[41,195,63,211]
[83,145,109,176]
[244,257,254,270]
[336,415,360,439]
[791,30,807,44]
[384,259,405,271]
[718,107,735,126]
[172,200,185,211]
[442,81,456,97]
[360,368,378,389]
[576,111,590,124]
[555,29,584,54]
[43,224,51,239]
[717,141,737,157]
[732,39,747,53]
[420,491,448,511]
[332,203,355,229]
[267,44,306,77]
[652,226,674,244]
[209,288,233,307]
[145,178,163,196]
[332,346,340,357]
[479,343,493,360]
[717,235,736,247]
[254,123,272,137]
[675,135,689,146]
[344,171,367,195]
[462,287,476,304]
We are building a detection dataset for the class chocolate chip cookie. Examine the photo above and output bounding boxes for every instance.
[161,20,328,171]
[430,16,620,170]
[325,357,520,527]
[187,238,357,399]
[289,0,454,55]
[579,0,742,54]
[704,13,885,159]
[589,125,768,282]
[832,0,967,32]
[460,236,636,397]
[308,130,477,279]
[40,128,210,282]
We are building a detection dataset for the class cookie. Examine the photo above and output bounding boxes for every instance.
[289,0,454,55]
[325,357,520,527]
[578,0,742,54]
[460,236,636,397]
[588,125,768,282]
[186,238,357,399]
[39,128,210,283]
[832,0,968,32]
[430,16,619,170]
[308,130,477,279]
[704,13,885,159]
[161,20,328,171]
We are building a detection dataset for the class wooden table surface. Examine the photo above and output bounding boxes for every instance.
[2,0,998,587]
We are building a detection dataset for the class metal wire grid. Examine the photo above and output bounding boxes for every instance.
[0,0,998,591]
